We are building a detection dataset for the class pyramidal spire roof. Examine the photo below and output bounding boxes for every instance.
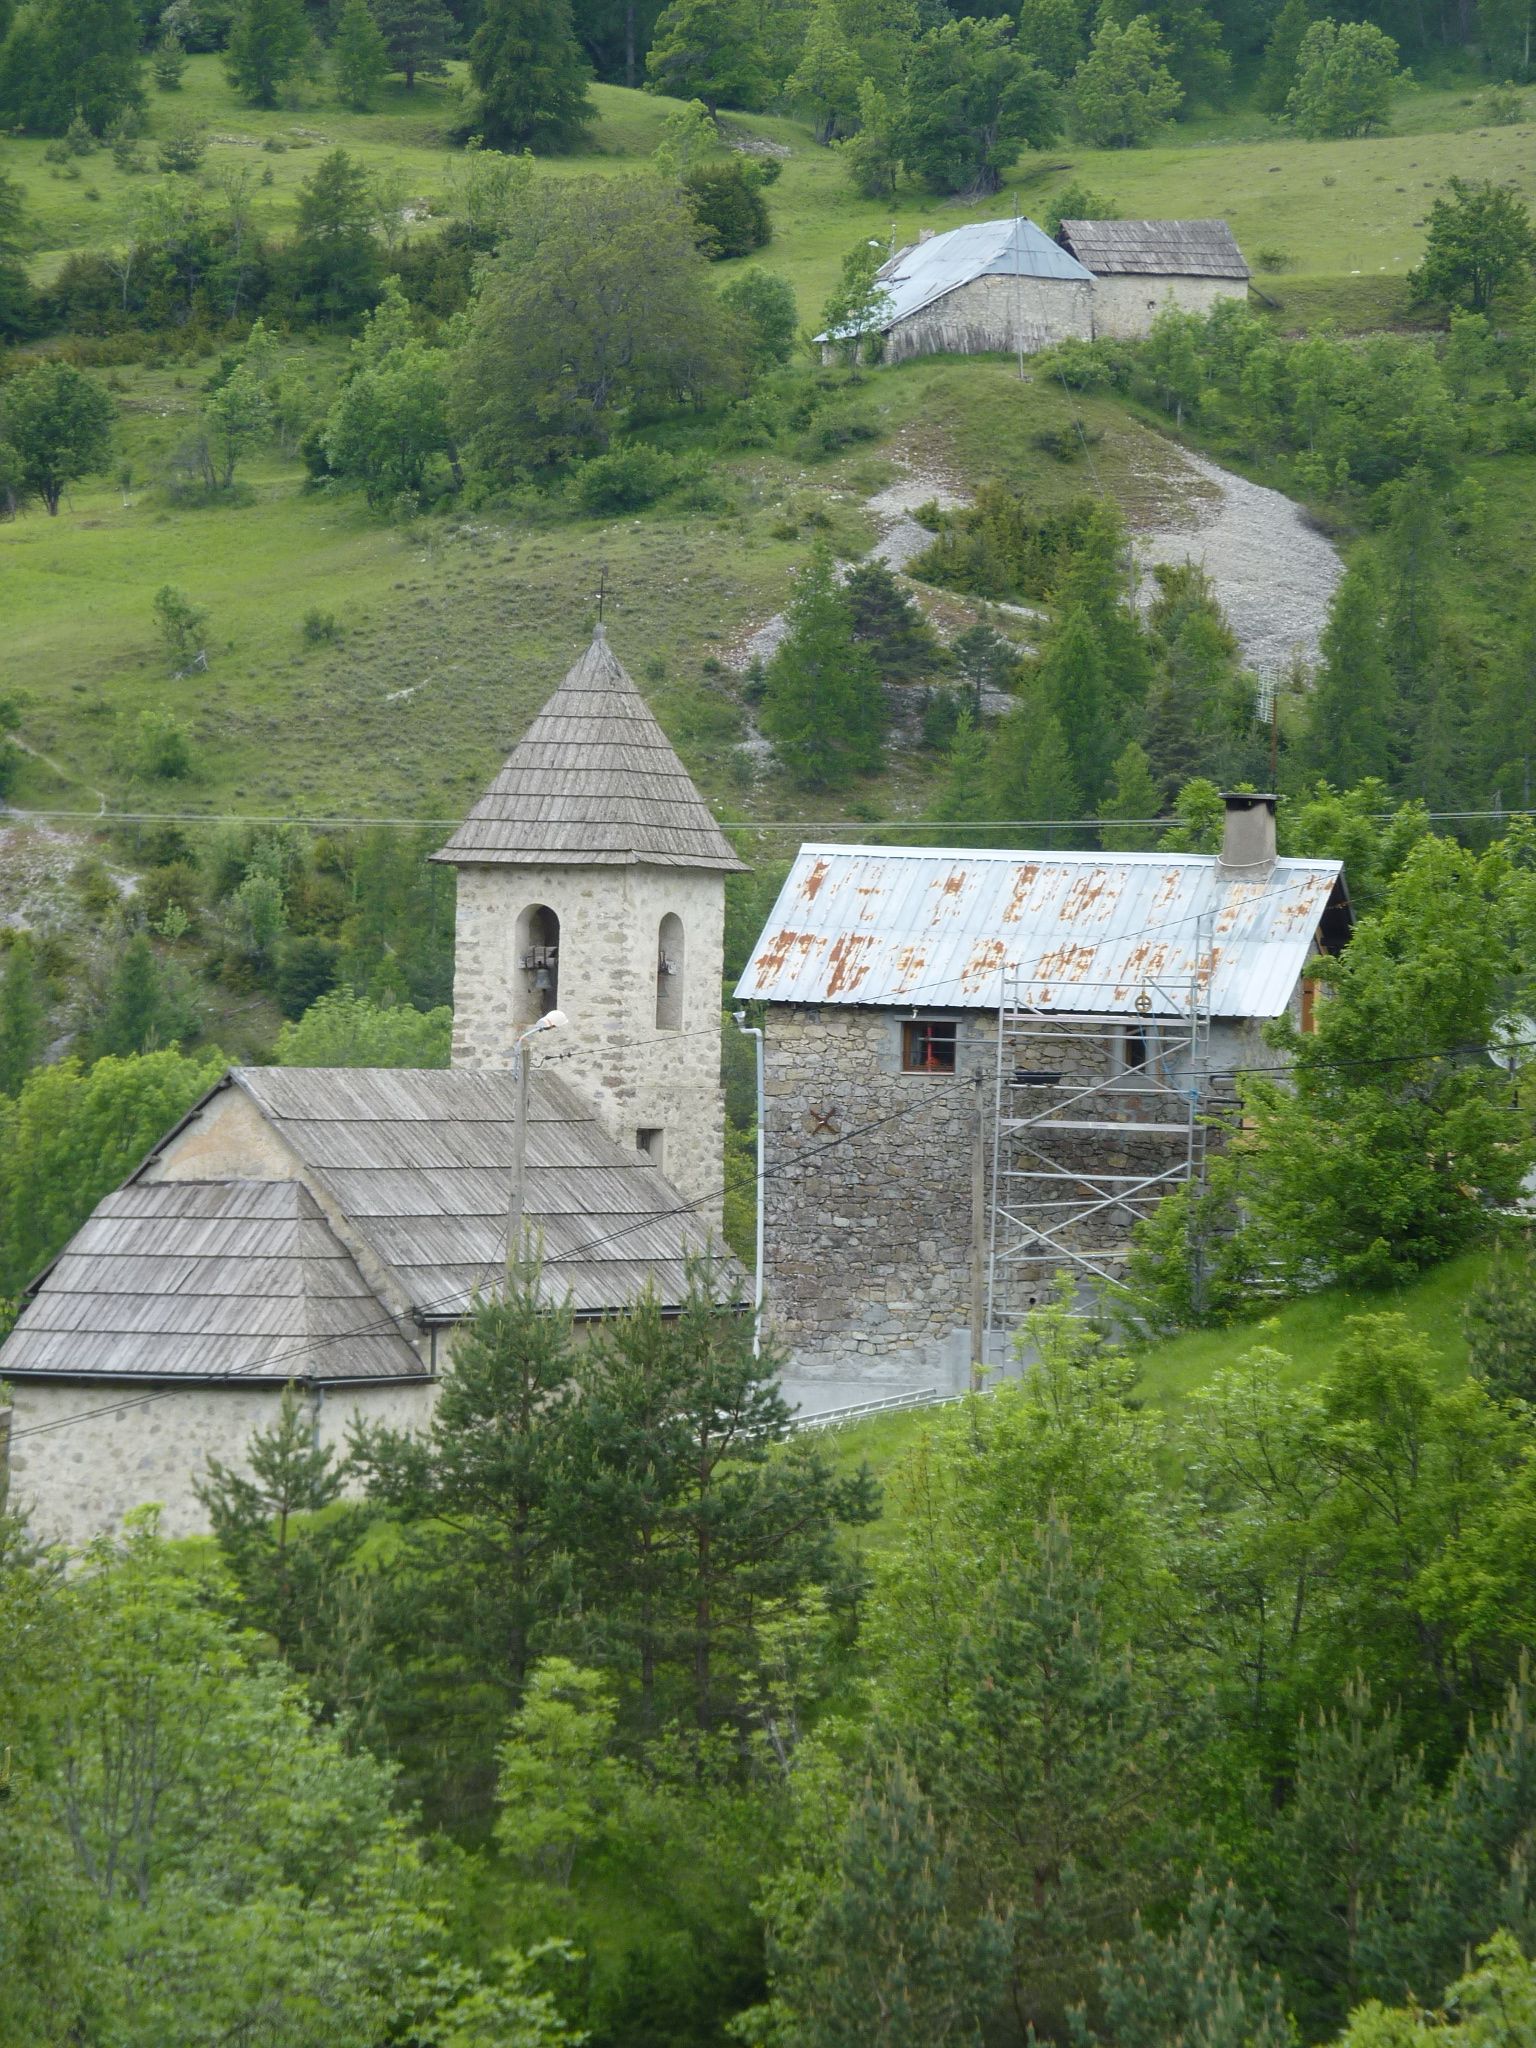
[434,627,746,872]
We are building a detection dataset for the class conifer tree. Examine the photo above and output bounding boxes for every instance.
[843,559,942,682]
[372,0,453,88]
[1141,605,1237,796]
[195,1383,346,1657]
[1038,604,1115,808]
[1256,0,1308,116]
[952,620,1018,717]
[332,0,390,108]
[761,548,885,789]
[470,0,595,150]
[1099,739,1162,850]
[1463,1230,1536,1404]
[1300,554,1395,788]
[0,936,44,1097]
[991,708,1085,848]
[0,0,142,136]
[92,934,194,1059]
[225,0,311,108]
[774,1753,1011,2047]
[785,0,863,143]
[931,707,992,827]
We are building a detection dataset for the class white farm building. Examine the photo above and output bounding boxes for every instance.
[819,213,1250,365]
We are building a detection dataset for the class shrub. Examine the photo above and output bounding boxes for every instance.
[136,707,194,781]
[1252,246,1292,273]
[302,609,342,644]
[571,442,678,515]
[682,160,772,259]
[157,121,207,174]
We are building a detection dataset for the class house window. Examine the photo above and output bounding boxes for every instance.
[902,1019,957,1074]
[656,912,684,1031]
[1122,1024,1149,1074]
[637,1127,664,1167]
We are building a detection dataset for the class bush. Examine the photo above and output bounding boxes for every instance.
[571,442,678,514]
[682,160,772,259]
[135,707,194,781]
[302,608,342,644]
[1253,246,1292,273]
[157,121,207,174]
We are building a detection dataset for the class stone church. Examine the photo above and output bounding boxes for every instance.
[0,628,747,1548]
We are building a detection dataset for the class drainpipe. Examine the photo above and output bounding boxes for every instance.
[733,1009,766,1357]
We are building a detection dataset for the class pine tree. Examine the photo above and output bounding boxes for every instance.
[1464,1230,1536,1403]
[225,0,311,108]
[470,0,595,151]
[930,707,992,828]
[0,936,44,1096]
[372,0,453,88]
[92,934,194,1058]
[1000,710,1085,849]
[194,1383,345,1657]
[1141,605,1237,796]
[844,559,942,682]
[775,1753,1011,2047]
[332,0,390,108]
[1038,604,1115,808]
[1099,739,1162,850]
[761,548,886,789]
[952,620,1019,717]
[1256,0,1309,116]
[0,0,142,136]
[1300,554,1395,788]
[1079,1879,1293,2048]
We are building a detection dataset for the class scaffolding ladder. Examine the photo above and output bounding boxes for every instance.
[986,943,1211,1348]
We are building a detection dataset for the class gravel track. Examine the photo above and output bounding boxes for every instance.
[1130,447,1342,679]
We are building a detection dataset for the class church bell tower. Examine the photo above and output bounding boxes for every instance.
[433,627,746,1221]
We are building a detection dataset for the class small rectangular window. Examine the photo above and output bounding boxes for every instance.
[902,1020,957,1075]
[1122,1024,1149,1073]
[636,1127,664,1166]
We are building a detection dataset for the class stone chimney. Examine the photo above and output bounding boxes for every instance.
[1220,791,1277,869]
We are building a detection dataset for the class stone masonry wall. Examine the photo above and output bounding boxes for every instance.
[451,863,727,1226]
[763,1004,1282,1378]
[5,1377,434,1551]
[885,272,1094,365]
[1089,273,1246,341]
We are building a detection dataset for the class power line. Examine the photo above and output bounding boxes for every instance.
[6,1079,974,1448]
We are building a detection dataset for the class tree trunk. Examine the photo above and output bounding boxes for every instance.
[625,0,636,88]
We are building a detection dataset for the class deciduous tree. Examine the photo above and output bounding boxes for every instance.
[1410,177,1536,313]
[274,985,452,1065]
[1285,19,1402,139]
[897,16,1060,196]
[0,361,114,515]
[1073,14,1183,147]
[1256,0,1309,115]
[0,936,44,1097]
[0,0,143,136]
[645,0,769,113]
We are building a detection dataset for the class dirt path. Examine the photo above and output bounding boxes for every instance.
[1129,447,1342,679]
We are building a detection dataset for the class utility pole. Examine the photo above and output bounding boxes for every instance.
[506,1009,567,1267]
[733,1009,767,1358]
[969,1069,987,1392]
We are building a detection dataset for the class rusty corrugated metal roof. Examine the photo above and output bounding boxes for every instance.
[733,845,1344,1019]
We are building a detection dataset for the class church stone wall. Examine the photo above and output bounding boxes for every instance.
[4,1377,433,1551]
[451,863,727,1227]
[1089,273,1246,341]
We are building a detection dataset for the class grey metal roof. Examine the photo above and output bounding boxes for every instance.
[734,844,1344,1019]
[434,627,746,872]
[230,1065,725,1321]
[0,1180,427,1383]
[1057,218,1250,279]
[818,217,1094,341]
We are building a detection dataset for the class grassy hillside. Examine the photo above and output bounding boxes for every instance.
[822,1251,1490,1543]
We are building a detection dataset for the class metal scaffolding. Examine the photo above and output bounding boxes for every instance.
[985,940,1212,1348]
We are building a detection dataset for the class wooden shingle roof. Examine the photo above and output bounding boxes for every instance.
[434,627,746,872]
[0,1180,427,1383]
[231,1065,728,1322]
[1057,218,1250,279]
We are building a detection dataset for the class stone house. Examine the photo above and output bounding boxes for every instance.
[818,216,1097,365]
[1056,218,1251,339]
[734,796,1350,1385]
[816,214,1249,367]
[0,628,746,1548]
